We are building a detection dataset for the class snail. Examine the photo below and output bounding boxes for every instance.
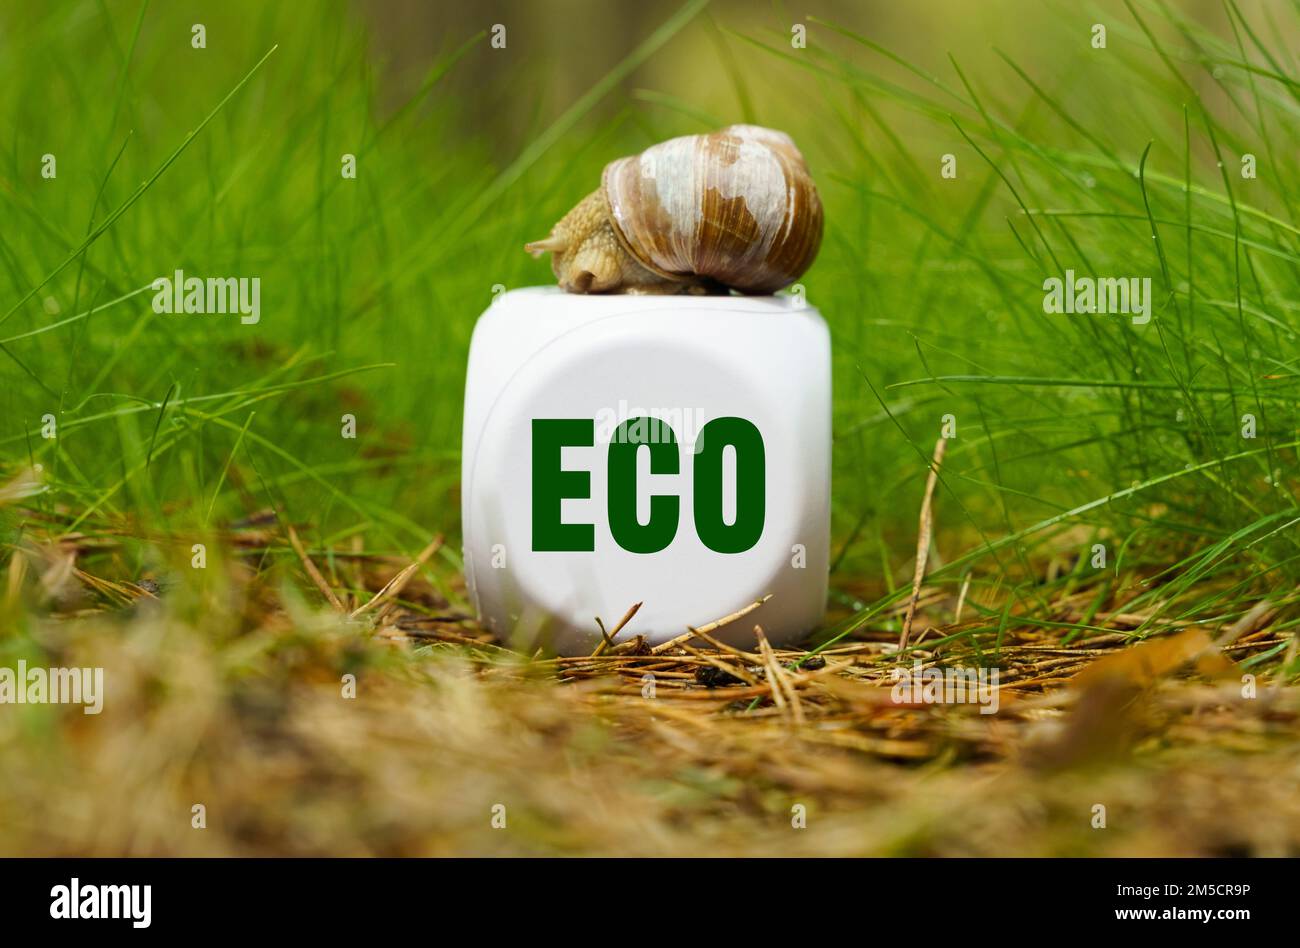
[526,124,823,295]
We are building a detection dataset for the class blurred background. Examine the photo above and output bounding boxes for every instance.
[358,0,1245,162]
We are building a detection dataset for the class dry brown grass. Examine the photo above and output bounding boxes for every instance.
[2,498,1298,858]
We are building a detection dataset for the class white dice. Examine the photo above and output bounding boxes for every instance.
[461,287,830,654]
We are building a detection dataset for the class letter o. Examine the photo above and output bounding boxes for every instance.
[693,417,764,553]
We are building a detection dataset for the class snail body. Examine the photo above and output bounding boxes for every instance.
[526,125,823,295]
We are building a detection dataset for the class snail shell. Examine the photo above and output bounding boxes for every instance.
[603,125,822,294]
[527,125,823,295]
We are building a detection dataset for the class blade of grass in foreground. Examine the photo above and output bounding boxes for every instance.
[887,375,1298,397]
[0,44,279,329]
[811,435,1300,653]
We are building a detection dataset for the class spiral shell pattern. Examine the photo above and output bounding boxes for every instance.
[601,125,823,294]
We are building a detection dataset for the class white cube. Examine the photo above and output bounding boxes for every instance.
[461,287,830,655]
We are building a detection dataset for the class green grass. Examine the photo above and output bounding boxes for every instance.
[0,0,1297,662]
